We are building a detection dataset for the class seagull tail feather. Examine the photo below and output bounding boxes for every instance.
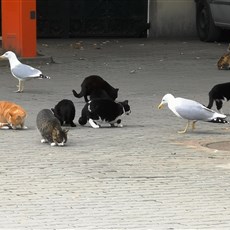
[209,117,229,124]
[39,74,51,79]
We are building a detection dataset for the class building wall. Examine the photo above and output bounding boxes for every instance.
[149,0,197,38]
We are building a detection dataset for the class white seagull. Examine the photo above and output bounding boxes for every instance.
[158,93,228,133]
[0,51,50,92]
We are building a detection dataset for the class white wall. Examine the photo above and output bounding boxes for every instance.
[149,0,197,38]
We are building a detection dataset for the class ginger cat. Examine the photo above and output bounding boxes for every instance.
[217,45,230,70]
[0,101,27,129]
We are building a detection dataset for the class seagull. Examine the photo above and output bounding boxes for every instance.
[158,93,228,133]
[0,51,50,92]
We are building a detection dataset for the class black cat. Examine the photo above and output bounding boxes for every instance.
[51,99,76,127]
[72,75,119,102]
[89,89,112,100]
[78,99,131,128]
[207,82,230,113]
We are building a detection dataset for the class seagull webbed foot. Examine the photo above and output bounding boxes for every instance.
[177,120,197,134]
[177,121,190,134]
[14,90,23,93]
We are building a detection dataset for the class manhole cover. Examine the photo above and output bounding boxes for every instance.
[205,141,230,151]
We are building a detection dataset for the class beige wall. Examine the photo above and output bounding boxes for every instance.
[149,0,197,38]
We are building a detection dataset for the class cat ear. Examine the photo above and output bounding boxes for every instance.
[116,88,119,92]
[51,108,55,113]
[124,100,128,104]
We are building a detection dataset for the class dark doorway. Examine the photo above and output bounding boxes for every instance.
[37,0,148,38]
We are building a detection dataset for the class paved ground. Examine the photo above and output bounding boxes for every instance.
[1,38,230,229]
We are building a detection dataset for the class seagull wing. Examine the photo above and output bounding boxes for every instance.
[174,97,225,121]
[11,63,42,80]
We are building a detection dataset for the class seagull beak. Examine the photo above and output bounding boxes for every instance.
[0,55,6,60]
[158,103,164,109]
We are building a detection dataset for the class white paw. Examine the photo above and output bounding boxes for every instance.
[41,139,48,143]
[117,124,123,128]
[89,119,100,128]
[22,126,28,130]
[0,126,10,130]
[50,142,57,147]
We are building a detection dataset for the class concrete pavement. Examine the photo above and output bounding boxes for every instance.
[0,38,230,229]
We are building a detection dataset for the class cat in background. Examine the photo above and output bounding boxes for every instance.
[72,75,119,102]
[0,101,27,129]
[51,99,76,127]
[217,45,230,70]
[78,99,131,128]
[36,109,69,146]
[207,82,230,114]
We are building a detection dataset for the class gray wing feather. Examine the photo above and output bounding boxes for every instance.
[175,98,216,121]
[11,64,42,79]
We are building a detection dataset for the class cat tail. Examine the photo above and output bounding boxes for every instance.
[72,89,84,98]
[78,116,87,125]
[78,103,88,126]
[207,93,214,109]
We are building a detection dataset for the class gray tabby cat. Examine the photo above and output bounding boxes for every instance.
[36,109,68,146]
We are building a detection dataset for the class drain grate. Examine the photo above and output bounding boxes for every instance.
[205,141,230,151]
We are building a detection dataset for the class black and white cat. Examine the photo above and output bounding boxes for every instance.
[36,109,69,146]
[51,99,76,127]
[207,82,230,114]
[72,75,119,102]
[78,99,131,128]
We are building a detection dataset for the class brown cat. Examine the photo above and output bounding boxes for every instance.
[217,45,230,70]
[0,101,27,129]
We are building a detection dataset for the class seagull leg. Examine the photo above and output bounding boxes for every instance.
[192,120,197,131]
[178,121,190,134]
[21,81,24,92]
[15,80,22,93]
[16,80,24,93]
[15,80,20,92]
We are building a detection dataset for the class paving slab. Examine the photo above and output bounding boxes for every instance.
[0,38,230,229]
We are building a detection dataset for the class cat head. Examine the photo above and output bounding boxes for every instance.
[217,54,230,70]
[120,100,131,115]
[52,127,69,146]
[8,110,26,129]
